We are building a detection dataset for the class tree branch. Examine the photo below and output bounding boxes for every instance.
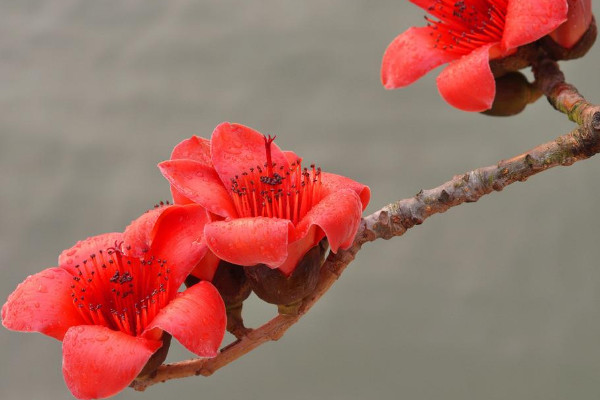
[131,58,600,392]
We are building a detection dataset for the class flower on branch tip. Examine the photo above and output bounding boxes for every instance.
[381,0,569,111]
[1,204,226,399]
[159,122,371,277]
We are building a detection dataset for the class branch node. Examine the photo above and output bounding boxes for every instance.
[592,111,600,132]
[438,189,450,204]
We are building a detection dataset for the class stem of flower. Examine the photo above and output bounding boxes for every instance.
[130,60,600,392]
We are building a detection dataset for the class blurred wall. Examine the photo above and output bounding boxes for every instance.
[2,1,600,399]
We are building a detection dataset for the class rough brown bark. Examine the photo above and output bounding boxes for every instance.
[131,58,600,392]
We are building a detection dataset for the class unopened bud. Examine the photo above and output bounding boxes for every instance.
[483,72,541,117]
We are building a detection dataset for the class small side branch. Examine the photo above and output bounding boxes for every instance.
[131,60,600,392]
[534,57,600,131]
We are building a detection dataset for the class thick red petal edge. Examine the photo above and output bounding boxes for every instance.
[148,204,211,290]
[381,26,458,89]
[204,217,294,268]
[122,206,169,257]
[549,0,592,48]
[296,189,362,253]
[320,172,370,211]
[191,249,221,281]
[62,325,162,400]
[211,122,291,189]
[436,44,497,112]
[503,0,568,49]
[283,150,301,165]
[171,135,212,166]
[58,232,123,274]
[2,267,85,340]
[277,226,321,276]
[409,0,437,8]
[159,159,238,218]
[144,281,226,358]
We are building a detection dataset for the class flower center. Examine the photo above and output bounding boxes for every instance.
[69,246,171,336]
[425,0,508,55]
[230,135,323,225]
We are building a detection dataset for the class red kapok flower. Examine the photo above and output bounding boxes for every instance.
[159,122,370,276]
[549,0,592,48]
[381,0,569,111]
[2,204,226,399]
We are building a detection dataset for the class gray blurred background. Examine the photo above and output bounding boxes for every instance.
[2,1,600,399]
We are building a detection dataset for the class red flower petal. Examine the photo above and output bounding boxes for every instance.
[168,136,214,204]
[144,281,226,357]
[205,217,294,268]
[122,206,166,257]
[148,204,212,290]
[436,44,497,112]
[296,189,362,253]
[171,135,212,166]
[191,249,221,281]
[409,0,436,8]
[159,159,237,218]
[320,172,371,211]
[277,226,320,276]
[549,0,592,48]
[62,325,162,400]
[283,150,301,165]
[170,188,195,205]
[2,267,85,340]
[211,122,290,188]
[503,0,568,49]
[381,26,458,89]
[58,233,123,274]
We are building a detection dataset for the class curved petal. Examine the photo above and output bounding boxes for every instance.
[170,187,195,205]
[171,135,212,166]
[58,233,123,274]
[283,150,301,165]
[159,159,237,218]
[144,281,226,357]
[122,206,169,257]
[148,204,212,290]
[549,0,592,48]
[320,172,370,211]
[381,26,458,89]
[169,136,213,205]
[62,325,162,400]
[191,248,221,281]
[409,0,437,8]
[296,189,362,253]
[277,226,321,276]
[2,267,85,340]
[436,44,497,112]
[503,0,568,49]
[204,217,294,268]
[211,122,291,188]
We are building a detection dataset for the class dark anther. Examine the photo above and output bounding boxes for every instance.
[110,271,120,283]
[118,271,133,284]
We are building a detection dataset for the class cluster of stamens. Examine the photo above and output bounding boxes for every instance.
[69,245,171,336]
[425,0,508,55]
[230,136,323,225]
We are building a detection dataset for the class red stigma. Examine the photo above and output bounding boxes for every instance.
[264,134,276,178]
[231,137,323,224]
[425,0,508,55]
